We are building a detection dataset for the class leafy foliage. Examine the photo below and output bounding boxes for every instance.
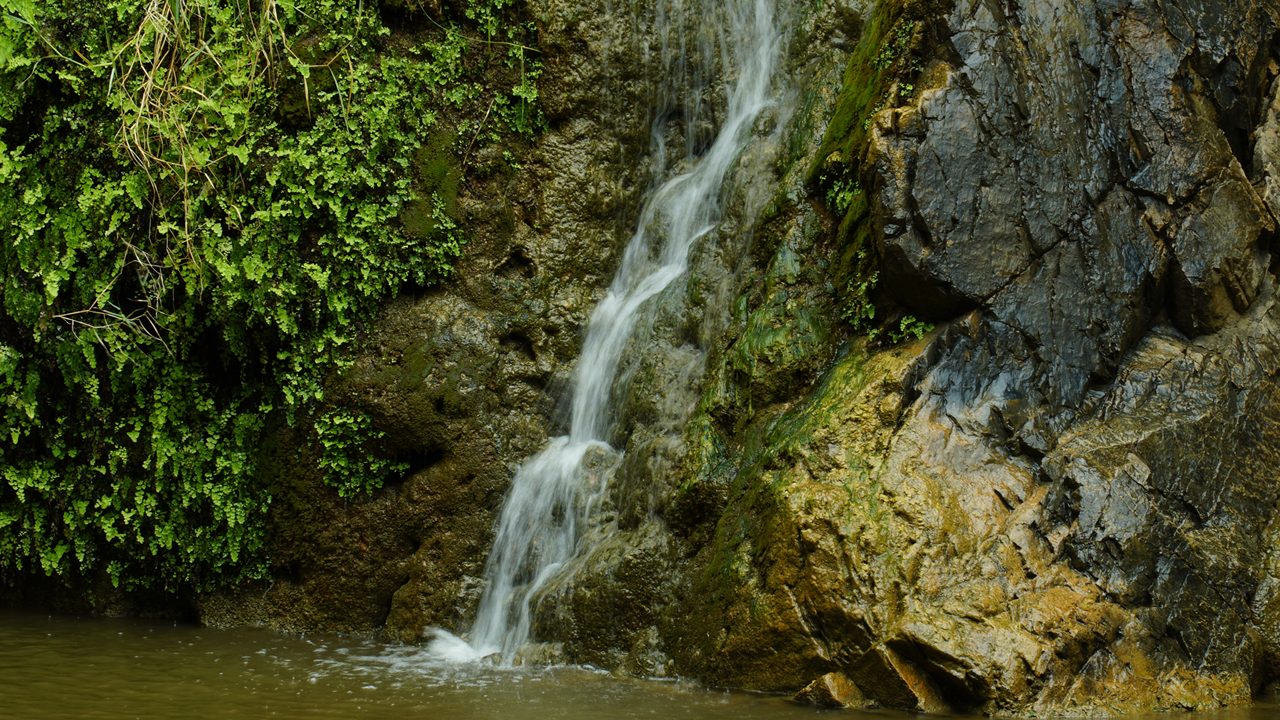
[0,0,540,592]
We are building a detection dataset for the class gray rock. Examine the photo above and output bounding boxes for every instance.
[655,0,1280,715]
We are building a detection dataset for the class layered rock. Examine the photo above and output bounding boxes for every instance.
[203,0,1280,715]
[660,0,1280,715]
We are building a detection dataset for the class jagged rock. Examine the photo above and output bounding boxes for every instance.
[1259,76,1280,219]
[872,0,1278,402]
[655,0,1280,716]
[793,672,865,708]
[1167,176,1273,335]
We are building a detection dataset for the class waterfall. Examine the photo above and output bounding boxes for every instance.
[429,0,786,664]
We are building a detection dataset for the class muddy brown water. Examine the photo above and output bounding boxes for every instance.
[0,610,837,719]
[1,610,1275,719]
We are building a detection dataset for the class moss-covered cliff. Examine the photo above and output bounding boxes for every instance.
[6,0,1280,716]
[0,0,540,596]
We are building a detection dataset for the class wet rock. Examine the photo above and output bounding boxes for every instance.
[198,0,660,639]
[1256,513,1280,684]
[872,0,1278,402]
[1258,76,1280,219]
[531,520,676,672]
[1042,297,1280,681]
[514,0,834,677]
[657,0,1280,715]
[793,672,865,708]
[1167,175,1273,335]
[670,291,1280,714]
[203,0,1280,716]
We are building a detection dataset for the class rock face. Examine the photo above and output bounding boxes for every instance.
[199,0,664,637]
[204,0,1280,715]
[659,0,1280,715]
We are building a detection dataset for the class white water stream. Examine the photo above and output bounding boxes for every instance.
[431,0,785,664]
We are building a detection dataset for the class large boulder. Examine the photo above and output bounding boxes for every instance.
[657,0,1280,715]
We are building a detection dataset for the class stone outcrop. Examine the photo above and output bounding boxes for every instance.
[202,0,1280,715]
[657,0,1280,715]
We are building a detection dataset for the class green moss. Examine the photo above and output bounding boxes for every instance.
[0,0,542,594]
[806,0,939,343]
[401,126,466,252]
[415,126,464,216]
[811,1,931,184]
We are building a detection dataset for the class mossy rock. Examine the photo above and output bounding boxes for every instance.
[401,125,464,241]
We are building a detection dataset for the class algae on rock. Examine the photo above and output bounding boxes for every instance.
[203,0,1280,716]
[655,0,1280,714]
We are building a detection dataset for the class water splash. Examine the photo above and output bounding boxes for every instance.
[432,0,786,664]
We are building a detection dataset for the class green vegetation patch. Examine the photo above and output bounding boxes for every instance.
[810,0,936,343]
[0,0,541,593]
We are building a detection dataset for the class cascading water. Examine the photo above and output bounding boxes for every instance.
[430,0,786,664]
